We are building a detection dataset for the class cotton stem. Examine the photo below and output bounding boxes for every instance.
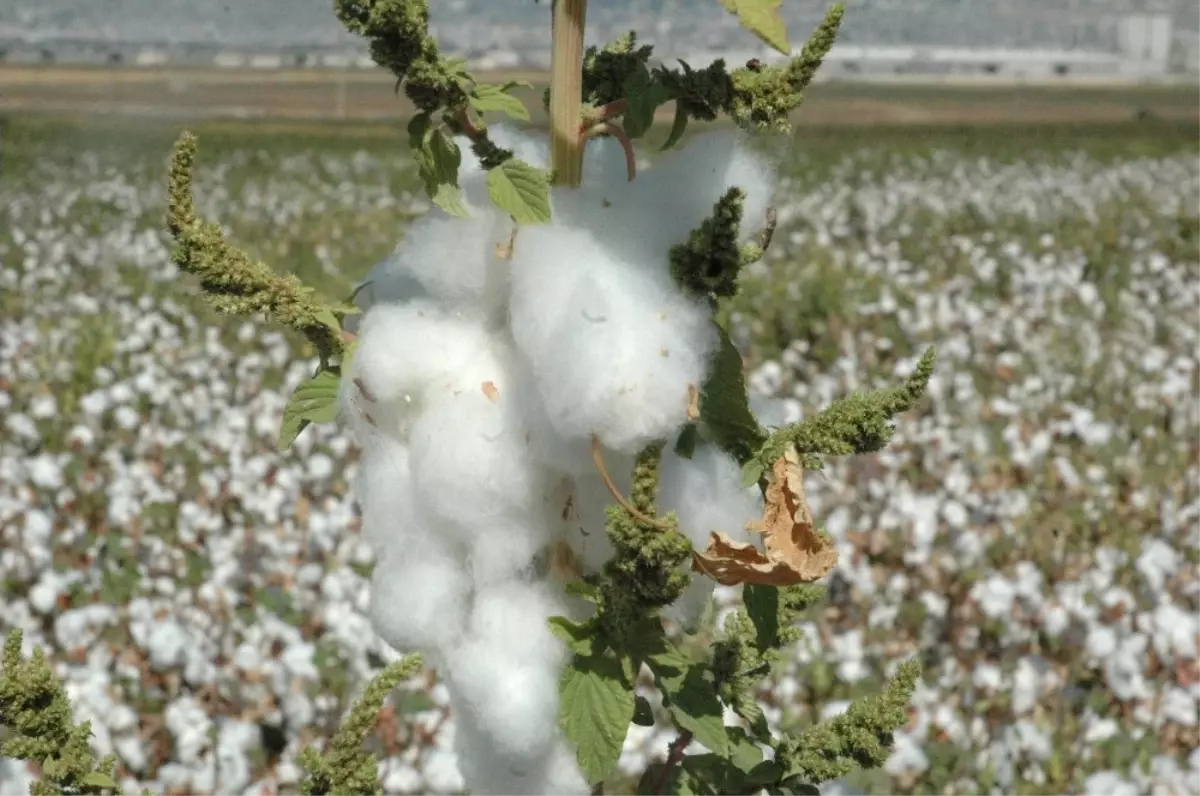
[550,0,588,186]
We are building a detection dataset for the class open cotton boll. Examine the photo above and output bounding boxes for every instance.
[369,544,470,659]
[657,444,765,628]
[344,299,498,440]
[406,356,561,585]
[508,225,719,453]
[558,464,633,574]
[342,253,427,332]
[453,718,589,796]
[657,444,763,547]
[444,580,571,770]
[366,207,509,316]
[575,130,771,271]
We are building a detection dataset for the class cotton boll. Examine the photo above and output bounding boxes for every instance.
[369,545,470,658]
[657,444,764,628]
[657,444,764,548]
[509,225,719,453]
[344,300,496,440]
[407,364,552,539]
[666,579,718,632]
[560,466,633,574]
[367,208,509,316]
[445,580,571,769]
[453,719,589,796]
[344,252,427,328]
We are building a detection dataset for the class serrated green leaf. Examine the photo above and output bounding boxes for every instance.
[638,763,696,796]
[726,726,765,773]
[737,698,772,741]
[700,325,767,465]
[649,642,730,759]
[278,414,310,451]
[548,616,595,656]
[623,68,670,139]
[431,182,470,218]
[279,368,341,449]
[469,84,531,120]
[719,0,791,54]
[633,695,655,726]
[487,159,551,224]
[743,584,780,652]
[560,654,635,784]
[81,771,119,791]
[662,101,690,151]
[430,129,462,181]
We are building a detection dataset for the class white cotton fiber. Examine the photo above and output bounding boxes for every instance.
[364,208,508,318]
[657,444,764,628]
[369,544,470,658]
[559,130,775,273]
[508,224,719,453]
[405,350,558,585]
[444,580,571,768]
[343,300,498,440]
[354,439,472,655]
[452,718,589,796]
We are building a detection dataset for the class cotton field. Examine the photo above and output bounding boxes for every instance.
[0,119,1197,796]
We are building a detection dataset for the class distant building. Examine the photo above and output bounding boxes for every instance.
[134,49,168,67]
[248,53,284,69]
[214,51,247,68]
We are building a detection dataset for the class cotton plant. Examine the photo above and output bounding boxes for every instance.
[0,1,938,795]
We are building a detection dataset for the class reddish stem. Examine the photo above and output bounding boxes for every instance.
[455,108,487,143]
[654,729,693,795]
[580,99,629,131]
[581,122,637,182]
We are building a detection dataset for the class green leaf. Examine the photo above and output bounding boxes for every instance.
[649,642,730,759]
[718,0,791,54]
[560,653,635,784]
[636,762,673,795]
[429,128,462,184]
[743,585,780,652]
[469,83,531,120]
[740,458,765,487]
[633,695,655,726]
[279,368,342,449]
[699,325,767,465]
[487,159,551,224]
[81,771,119,791]
[278,414,310,451]
[548,616,595,657]
[313,307,341,333]
[431,182,470,218]
[566,579,601,603]
[623,68,670,139]
[661,101,690,151]
[726,726,765,773]
[674,423,699,459]
[735,697,772,741]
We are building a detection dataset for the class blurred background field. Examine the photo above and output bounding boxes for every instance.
[0,73,1198,796]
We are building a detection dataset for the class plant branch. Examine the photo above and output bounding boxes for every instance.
[581,121,637,181]
[591,436,671,530]
[654,729,693,794]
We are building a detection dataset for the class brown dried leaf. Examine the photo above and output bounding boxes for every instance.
[692,448,837,586]
[482,381,500,403]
